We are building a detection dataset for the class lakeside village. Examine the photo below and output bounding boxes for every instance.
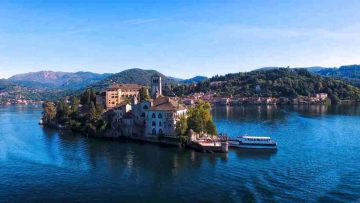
[1,85,330,106]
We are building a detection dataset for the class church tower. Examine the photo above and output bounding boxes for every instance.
[151,74,162,99]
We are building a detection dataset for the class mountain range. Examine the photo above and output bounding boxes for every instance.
[8,71,112,90]
[6,69,208,91]
[1,65,359,102]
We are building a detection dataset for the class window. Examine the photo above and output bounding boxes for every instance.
[158,113,163,118]
[152,113,156,118]
[152,128,156,135]
[159,121,162,126]
[159,129,163,135]
[143,105,148,110]
[152,121,156,126]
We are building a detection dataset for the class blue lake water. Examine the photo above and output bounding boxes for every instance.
[0,104,359,202]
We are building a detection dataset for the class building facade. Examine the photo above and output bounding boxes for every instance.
[145,96,187,137]
[106,84,143,109]
[150,74,162,99]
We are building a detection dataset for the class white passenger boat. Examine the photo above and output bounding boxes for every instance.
[228,135,277,150]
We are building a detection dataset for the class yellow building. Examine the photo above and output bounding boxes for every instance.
[106,84,143,109]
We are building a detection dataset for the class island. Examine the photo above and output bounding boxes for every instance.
[41,74,228,153]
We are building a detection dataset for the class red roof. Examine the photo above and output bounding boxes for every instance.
[107,84,143,91]
[150,96,186,111]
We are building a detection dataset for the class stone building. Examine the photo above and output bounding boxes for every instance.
[107,74,187,138]
[105,84,142,109]
[150,74,162,99]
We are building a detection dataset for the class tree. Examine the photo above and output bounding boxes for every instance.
[176,116,188,136]
[43,102,57,122]
[71,96,80,113]
[139,87,150,101]
[187,101,218,135]
[57,100,70,119]
[89,101,97,120]
[96,102,104,116]
[81,89,91,105]
[206,120,218,135]
[81,88,96,105]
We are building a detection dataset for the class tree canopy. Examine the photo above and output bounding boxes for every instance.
[171,68,360,102]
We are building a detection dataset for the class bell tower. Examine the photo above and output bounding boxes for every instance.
[151,74,162,99]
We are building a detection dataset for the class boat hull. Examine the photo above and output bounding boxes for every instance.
[228,141,277,150]
[229,144,277,150]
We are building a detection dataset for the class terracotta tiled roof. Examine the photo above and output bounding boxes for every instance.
[150,96,186,111]
[107,84,143,91]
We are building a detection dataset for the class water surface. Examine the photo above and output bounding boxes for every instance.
[0,104,359,202]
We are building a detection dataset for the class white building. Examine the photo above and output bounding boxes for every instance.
[145,96,187,137]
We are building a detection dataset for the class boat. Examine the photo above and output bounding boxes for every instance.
[228,135,277,150]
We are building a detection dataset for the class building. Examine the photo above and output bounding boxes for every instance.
[145,96,187,137]
[316,93,328,101]
[96,92,106,108]
[143,74,187,137]
[132,99,152,126]
[112,103,132,122]
[107,74,188,138]
[106,84,143,109]
[150,74,162,99]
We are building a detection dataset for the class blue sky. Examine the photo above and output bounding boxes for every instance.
[1,0,360,79]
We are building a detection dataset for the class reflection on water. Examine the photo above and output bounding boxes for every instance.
[0,104,360,202]
[233,149,277,160]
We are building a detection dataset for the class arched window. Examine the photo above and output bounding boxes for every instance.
[152,113,156,118]
[159,121,162,126]
[152,121,156,126]
[159,129,163,135]
[158,113,163,119]
[143,105,148,110]
[152,128,156,135]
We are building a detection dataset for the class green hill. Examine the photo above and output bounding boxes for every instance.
[312,65,360,87]
[172,68,360,102]
[89,68,179,91]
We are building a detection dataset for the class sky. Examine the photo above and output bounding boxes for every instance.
[0,0,360,79]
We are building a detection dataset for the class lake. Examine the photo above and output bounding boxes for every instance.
[0,104,359,202]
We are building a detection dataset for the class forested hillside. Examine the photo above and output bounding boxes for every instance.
[313,65,360,87]
[89,68,179,91]
[172,68,360,102]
